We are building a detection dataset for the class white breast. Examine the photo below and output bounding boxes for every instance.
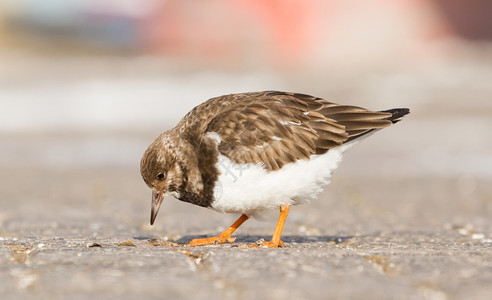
[211,143,356,216]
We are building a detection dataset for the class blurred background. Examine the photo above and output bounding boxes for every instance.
[1,0,491,236]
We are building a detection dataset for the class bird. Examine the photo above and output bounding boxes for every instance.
[140,91,409,248]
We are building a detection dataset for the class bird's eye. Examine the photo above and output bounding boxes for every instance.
[156,172,166,180]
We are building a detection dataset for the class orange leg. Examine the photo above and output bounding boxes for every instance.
[269,204,290,247]
[188,214,249,246]
[249,204,290,248]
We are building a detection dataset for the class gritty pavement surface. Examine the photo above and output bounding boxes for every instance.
[1,131,492,300]
[1,54,492,299]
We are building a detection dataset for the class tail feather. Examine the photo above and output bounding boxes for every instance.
[381,108,410,124]
[343,107,409,143]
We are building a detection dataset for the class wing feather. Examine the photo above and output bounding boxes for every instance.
[177,91,408,171]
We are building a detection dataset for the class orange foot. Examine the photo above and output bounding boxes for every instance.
[246,204,290,248]
[188,236,236,247]
[187,214,249,247]
[246,239,284,248]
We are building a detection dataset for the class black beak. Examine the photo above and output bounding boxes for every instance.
[150,190,164,225]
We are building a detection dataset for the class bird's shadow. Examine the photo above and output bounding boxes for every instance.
[175,234,354,245]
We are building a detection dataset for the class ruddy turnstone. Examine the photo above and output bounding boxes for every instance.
[140,91,409,247]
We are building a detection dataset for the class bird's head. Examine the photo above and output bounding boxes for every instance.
[140,134,184,225]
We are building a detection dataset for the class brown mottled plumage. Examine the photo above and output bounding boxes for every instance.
[140,91,409,247]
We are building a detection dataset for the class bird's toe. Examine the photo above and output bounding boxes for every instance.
[188,235,236,247]
[246,239,284,248]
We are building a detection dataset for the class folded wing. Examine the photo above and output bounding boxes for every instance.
[203,91,408,171]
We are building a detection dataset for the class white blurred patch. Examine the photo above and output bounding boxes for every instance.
[0,72,285,132]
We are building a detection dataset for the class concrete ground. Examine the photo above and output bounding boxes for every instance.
[1,52,492,299]
[2,124,492,300]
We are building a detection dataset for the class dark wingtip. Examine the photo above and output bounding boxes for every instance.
[381,108,410,123]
